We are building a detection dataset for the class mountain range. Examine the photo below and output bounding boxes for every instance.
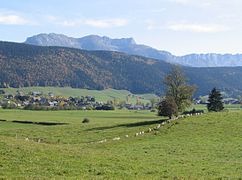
[25,33,242,67]
[1,41,242,97]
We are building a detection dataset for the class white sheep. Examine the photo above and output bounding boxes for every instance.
[99,139,107,143]
[113,137,120,141]
[25,138,29,141]
[135,133,139,136]
[125,135,129,138]
[148,128,152,132]
[156,124,161,129]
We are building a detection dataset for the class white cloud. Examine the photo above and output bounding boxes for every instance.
[46,15,58,22]
[145,20,162,30]
[0,14,31,25]
[49,17,128,28]
[167,23,230,33]
[84,19,128,28]
[146,20,230,33]
[58,20,81,27]
[0,9,37,25]
[169,0,214,7]
[169,0,190,4]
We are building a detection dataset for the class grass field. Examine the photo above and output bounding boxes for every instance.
[0,87,159,104]
[0,109,242,179]
[192,104,242,112]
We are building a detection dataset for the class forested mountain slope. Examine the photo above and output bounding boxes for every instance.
[1,41,242,96]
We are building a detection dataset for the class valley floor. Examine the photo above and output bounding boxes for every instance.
[0,109,241,179]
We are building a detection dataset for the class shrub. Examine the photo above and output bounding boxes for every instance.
[86,106,94,110]
[183,109,204,115]
[0,90,5,94]
[82,118,90,123]
[158,96,178,119]
[95,105,115,110]
[2,103,17,109]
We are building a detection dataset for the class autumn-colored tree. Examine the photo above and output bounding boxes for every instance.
[164,66,196,112]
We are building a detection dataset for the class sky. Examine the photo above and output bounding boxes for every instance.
[0,0,242,55]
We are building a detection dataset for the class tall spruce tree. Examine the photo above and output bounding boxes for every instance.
[207,88,224,112]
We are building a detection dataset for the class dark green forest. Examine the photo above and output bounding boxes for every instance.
[0,41,242,96]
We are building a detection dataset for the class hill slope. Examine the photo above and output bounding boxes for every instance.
[25,33,242,67]
[1,41,242,96]
[0,110,242,178]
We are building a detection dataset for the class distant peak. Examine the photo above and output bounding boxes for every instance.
[119,37,136,44]
[82,34,102,39]
[81,35,136,43]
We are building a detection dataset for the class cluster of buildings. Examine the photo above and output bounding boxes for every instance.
[194,98,241,105]
[0,91,105,110]
[119,104,152,110]
[0,91,153,110]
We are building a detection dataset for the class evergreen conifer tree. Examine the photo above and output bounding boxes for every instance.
[207,88,224,112]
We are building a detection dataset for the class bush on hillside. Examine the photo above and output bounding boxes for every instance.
[95,105,115,110]
[82,118,90,123]
[158,96,178,119]
[183,108,204,115]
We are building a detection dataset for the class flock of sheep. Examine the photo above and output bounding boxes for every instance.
[95,112,204,144]
[23,112,204,144]
[24,137,42,143]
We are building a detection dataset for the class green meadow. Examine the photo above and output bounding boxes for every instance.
[0,108,242,179]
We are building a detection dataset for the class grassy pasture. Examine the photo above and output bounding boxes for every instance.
[0,109,242,179]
